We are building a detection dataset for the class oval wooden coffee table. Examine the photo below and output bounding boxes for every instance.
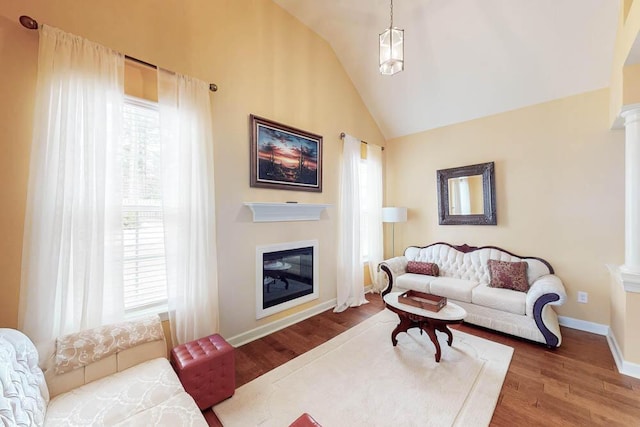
[383,291,467,362]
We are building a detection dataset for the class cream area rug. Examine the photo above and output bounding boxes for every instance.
[214,309,513,427]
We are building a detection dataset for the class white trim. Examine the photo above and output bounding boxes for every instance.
[244,202,330,222]
[621,270,640,293]
[226,299,336,347]
[613,103,640,129]
[623,281,640,293]
[621,104,640,123]
[124,304,169,322]
[607,264,640,293]
[558,315,609,336]
[607,330,640,379]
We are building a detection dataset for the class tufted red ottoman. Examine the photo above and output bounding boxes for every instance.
[170,334,235,409]
[289,413,322,427]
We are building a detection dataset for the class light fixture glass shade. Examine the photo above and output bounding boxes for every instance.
[379,27,404,75]
[382,207,407,223]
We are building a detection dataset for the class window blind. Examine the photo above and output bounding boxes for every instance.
[122,97,168,312]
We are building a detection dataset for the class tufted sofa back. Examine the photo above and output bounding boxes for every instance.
[0,329,48,426]
[404,243,552,285]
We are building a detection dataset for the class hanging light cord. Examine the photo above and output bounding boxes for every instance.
[390,0,394,28]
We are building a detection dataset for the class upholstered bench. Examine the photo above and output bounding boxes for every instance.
[170,334,235,409]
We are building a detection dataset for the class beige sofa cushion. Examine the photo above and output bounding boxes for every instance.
[112,392,208,426]
[429,277,478,303]
[395,273,435,293]
[472,283,526,315]
[45,357,205,426]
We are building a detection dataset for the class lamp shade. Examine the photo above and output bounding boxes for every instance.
[382,207,407,223]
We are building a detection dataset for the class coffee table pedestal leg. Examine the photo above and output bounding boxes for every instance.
[384,293,466,364]
[435,322,454,346]
[423,321,454,363]
[391,314,413,346]
[388,307,458,363]
[421,324,442,362]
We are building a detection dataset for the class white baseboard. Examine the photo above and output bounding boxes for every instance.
[558,315,609,336]
[226,299,337,347]
[607,331,640,379]
[559,315,640,379]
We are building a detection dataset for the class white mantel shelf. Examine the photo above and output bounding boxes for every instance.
[244,202,330,222]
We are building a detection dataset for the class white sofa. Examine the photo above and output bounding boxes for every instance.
[0,316,207,426]
[379,242,567,347]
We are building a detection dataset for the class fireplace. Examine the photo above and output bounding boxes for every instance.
[256,240,319,319]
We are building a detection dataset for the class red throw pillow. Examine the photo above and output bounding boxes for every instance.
[406,261,439,276]
[488,259,529,292]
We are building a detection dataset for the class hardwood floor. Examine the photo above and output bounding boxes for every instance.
[207,293,640,426]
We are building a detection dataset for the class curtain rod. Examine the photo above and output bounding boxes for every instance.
[18,15,218,92]
[340,132,384,150]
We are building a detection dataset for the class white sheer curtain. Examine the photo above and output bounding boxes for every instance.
[19,25,125,350]
[158,69,219,345]
[335,134,368,312]
[366,144,384,292]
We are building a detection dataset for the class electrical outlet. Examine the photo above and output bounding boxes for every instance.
[577,291,588,304]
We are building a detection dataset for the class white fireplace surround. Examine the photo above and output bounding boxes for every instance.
[245,202,330,222]
[256,240,319,319]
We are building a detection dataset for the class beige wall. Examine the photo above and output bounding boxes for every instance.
[0,15,37,328]
[0,1,385,337]
[610,274,640,364]
[623,63,640,105]
[610,273,628,355]
[610,0,640,124]
[627,292,640,362]
[385,89,624,324]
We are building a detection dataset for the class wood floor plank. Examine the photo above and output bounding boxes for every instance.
[603,381,640,406]
[500,384,538,406]
[207,293,640,426]
[560,354,639,390]
[567,384,640,424]
[540,366,606,392]
[497,394,576,427]
[535,391,592,425]
[501,374,519,392]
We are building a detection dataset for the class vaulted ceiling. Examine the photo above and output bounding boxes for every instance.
[273,0,621,139]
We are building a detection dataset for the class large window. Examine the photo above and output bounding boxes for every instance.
[122,96,167,313]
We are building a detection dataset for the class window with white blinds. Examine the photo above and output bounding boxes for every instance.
[122,96,168,313]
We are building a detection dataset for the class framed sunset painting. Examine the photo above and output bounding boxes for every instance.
[250,115,323,192]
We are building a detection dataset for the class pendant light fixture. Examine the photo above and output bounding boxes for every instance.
[379,0,404,75]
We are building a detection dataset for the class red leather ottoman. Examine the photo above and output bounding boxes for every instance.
[170,334,235,409]
[289,413,322,427]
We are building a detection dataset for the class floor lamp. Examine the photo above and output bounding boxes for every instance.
[382,207,407,257]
